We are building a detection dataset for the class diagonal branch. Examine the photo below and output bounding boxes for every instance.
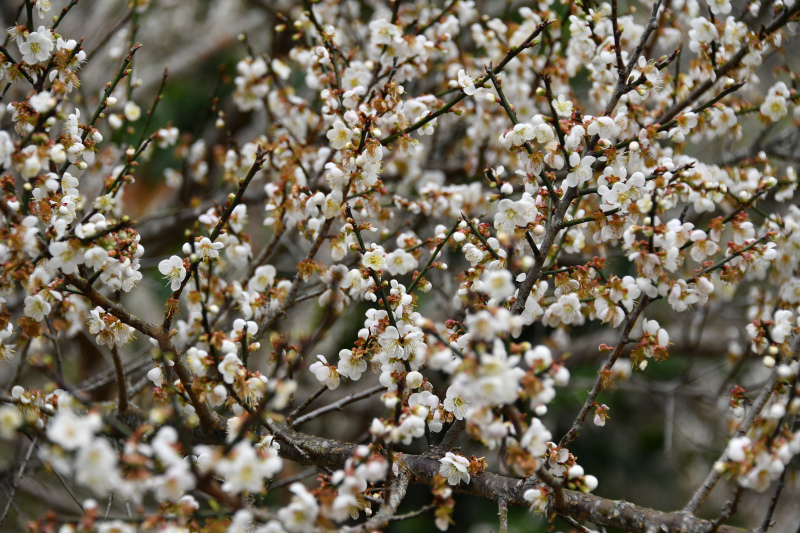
[683,368,780,514]
[603,0,664,117]
[344,467,410,533]
[559,295,651,448]
[658,2,800,125]
[290,385,384,428]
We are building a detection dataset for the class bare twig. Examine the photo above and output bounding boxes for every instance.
[290,385,384,428]
[684,368,780,513]
[498,498,508,533]
[0,435,38,526]
[559,296,651,448]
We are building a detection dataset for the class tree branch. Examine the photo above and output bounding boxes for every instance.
[275,428,748,533]
[684,368,779,514]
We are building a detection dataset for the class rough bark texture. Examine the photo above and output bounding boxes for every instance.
[279,427,747,533]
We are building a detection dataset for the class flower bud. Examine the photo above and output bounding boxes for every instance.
[406,371,423,389]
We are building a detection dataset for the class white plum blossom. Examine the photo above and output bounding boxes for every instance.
[153,465,196,502]
[520,417,552,457]
[480,269,515,301]
[771,310,793,344]
[327,120,353,150]
[18,26,54,64]
[362,244,387,271]
[688,18,719,53]
[29,91,57,113]
[564,153,596,188]
[0,0,799,528]
[158,255,187,291]
[124,100,141,121]
[369,19,402,46]
[24,294,51,322]
[277,483,319,532]
[217,440,282,494]
[761,94,788,122]
[249,264,277,292]
[75,437,119,494]
[709,0,732,15]
[47,410,102,451]
[501,123,535,147]
[385,248,418,275]
[219,353,244,384]
[195,237,224,259]
[457,69,476,95]
[337,349,367,380]
[553,94,573,116]
[439,452,470,486]
[0,405,22,439]
[443,386,470,420]
[48,241,84,274]
[309,355,341,389]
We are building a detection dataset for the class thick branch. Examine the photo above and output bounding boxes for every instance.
[63,274,222,437]
[277,428,748,533]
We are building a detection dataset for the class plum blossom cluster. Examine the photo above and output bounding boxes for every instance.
[0,0,799,531]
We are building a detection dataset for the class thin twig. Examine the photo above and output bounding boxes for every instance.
[684,367,780,514]
[381,21,550,145]
[288,385,327,421]
[559,296,651,448]
[0,435,38,526]
[290,385,384,427]
[110,345,129,413]
[498,498,508,533]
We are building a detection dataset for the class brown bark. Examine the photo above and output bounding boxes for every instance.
[275,427,748,533]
